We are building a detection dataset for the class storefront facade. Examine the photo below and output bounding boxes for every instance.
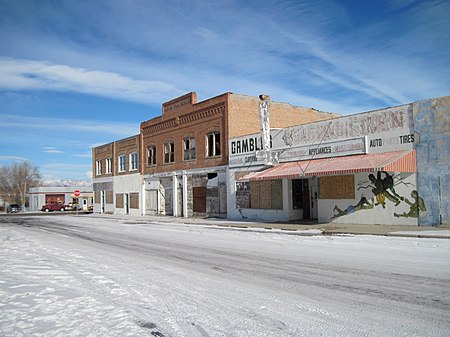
[92,135,141,215]
[228,103,421,225]
[139,92,334,218]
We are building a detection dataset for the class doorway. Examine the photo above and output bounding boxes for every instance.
[100,191,105,213]
[124,193,130,215]
[292,179,311,220]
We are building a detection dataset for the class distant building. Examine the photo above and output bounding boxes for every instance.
[28,186,93,212]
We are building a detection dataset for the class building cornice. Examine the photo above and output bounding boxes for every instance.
[142,103,225,135]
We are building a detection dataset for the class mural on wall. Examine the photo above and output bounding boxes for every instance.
[368,171,401,208]
[331,172,427,220]
[394,190,427,218]
[331,196,373,220]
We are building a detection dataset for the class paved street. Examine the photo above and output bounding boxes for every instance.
[1,214,450,336]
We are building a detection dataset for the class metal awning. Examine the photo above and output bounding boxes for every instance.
[240,150,416,181]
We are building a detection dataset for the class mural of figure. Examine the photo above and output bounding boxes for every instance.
[332,196,374,220]
[394,190,426,218]
[368,171,400,208]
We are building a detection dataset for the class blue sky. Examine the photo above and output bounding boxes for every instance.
[1,0,449,181]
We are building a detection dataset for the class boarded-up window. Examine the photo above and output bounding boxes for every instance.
[249,180,282,209]
[130,193,139,209]
[94,191,100,203]
[320,175,355,199]
[271,180,283,209]
[236,181,251,208]
[193,187,206,213]
[116,194,124,208]
[105,191,113,204]
[250,181,261,208]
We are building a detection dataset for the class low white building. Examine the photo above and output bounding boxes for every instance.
[29,186,93,212]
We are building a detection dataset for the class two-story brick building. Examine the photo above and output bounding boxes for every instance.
[92,91,337,217]
[92,134,141,215]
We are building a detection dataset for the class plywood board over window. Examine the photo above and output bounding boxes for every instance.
[320,175,355,199]
[116,194,124,208]
[250,180,283,209]
[130,193,139,209]
[105,191,114,204]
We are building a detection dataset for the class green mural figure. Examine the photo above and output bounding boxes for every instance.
[332,196,374,220]
[368,171,401,208]
[394,190,427,218]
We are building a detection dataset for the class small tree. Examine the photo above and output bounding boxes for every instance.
[0,162,41,207]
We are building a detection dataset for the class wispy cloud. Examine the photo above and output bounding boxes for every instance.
[43,147,64,154]
[0,155,28,162]
[0,58,185,105]
[0,112,138,138]
[71,152,92,159]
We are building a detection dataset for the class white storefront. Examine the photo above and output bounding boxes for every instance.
[228,104,421,225]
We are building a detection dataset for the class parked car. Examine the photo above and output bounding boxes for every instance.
[7,204,22,213]
[41,203,74,212]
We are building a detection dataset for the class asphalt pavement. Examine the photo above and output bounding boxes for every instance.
[2,212,450,238]
[89,213,450,239]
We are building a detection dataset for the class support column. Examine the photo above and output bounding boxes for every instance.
[182,172,188,218]
[172,174,178,217]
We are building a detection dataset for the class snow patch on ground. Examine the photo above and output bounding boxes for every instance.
[1,216,450,336]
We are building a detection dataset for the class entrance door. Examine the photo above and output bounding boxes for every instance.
[124,193,130,215]
[301,180,310,220]
[309,178,319,221]
[145,190,158,215]
[193,186,206,213]
[100,191,105,213]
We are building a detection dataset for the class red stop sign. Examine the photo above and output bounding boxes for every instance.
[74,189,81,197]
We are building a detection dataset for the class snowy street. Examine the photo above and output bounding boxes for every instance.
[1,215,449,337]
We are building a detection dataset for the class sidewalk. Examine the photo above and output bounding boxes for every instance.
[89,213,450,239]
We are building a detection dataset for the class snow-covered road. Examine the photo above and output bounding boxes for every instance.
[1,215,449,337]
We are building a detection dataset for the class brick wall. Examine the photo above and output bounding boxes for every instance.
[141,93,229,175]
[92,143,113,178]
[228,94,338,139]
[114,135,140,176]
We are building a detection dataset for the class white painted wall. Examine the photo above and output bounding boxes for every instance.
[320,172,419,225]
[113,173,141,216]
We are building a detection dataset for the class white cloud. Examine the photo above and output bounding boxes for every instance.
[43,147,64,154]
[72,153,92,159]
[0,58,185,105]
[0,112,138,138]
[0,155,28,162]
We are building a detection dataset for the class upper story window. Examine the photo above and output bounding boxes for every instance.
[118,154,126,172]
[183,137,196,161]
[130,152,138,170]
[206,132,221,157]
[106,158,112,174]
[96,160,102,175]
[147,145,156,166]
[164,142,174,163]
